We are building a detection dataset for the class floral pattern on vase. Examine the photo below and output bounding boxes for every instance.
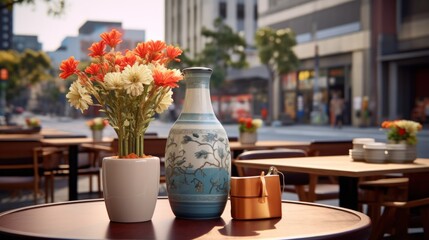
[165,67,231,219]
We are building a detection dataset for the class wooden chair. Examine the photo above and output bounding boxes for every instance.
[370,172,429,240]
[0,136,63,204]
[358,177,409,223]
[304,140,352,201]
[43,148,103,202]
[306,139,353,157]
[234,149,339,202]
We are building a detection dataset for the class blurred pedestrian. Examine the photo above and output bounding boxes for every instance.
[330,92,344,128]
[169,103,176,122]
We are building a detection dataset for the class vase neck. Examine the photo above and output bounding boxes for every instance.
[181,70,214,114]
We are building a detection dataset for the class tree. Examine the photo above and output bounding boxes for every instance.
[0,49,52,106]
[0,0,66,16]
[255,27,299,123]
[196,18,248,89]
[190,18,248,120]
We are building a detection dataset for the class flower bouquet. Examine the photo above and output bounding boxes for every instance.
[381,120,422,145]
[25,117,41,128]
[86,117,109,141]
[86,117,109,131]
[238,117,263,144]
[381,120,422,163]
[59,28,183,158]
[59,29,183,222]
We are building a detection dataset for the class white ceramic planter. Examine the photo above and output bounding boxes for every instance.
[92,130,103,142]
[102,156,160,222]
[239,132,257,145]
[386,143,417,163]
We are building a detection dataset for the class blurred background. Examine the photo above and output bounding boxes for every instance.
[1,0,428,128]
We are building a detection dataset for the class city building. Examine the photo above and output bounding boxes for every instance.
[48,21,146,66]
[258,0,429,126]
[0,6,13,50]
[12,35,42,52]
[165,0,262,122]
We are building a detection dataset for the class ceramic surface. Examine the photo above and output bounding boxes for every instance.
[165,67,231,219]
[102,156,160,222]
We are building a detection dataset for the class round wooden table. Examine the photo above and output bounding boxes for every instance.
[0,198,370,239]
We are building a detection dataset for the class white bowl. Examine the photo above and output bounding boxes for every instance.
[364,142,387,163]
[353,138,375,150]
[349,149,365,161]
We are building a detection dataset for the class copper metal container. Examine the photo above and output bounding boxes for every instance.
[230,173,282,220]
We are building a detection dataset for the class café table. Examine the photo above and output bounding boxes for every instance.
[229,140,310,158]
[0,198,370,239]
[41,137,113,200]
[233,155,429,210]
[40,128,87,139]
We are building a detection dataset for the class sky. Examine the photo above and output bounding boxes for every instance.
[13,0,165,52]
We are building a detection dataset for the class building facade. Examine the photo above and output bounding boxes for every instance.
[0,6,12,50]
[165,0,257,57]
[48,21,146,66]
[165,0,264,121]
[259,0,429,126]
[12,35,42,52]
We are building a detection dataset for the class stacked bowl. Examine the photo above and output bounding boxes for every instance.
[349,138,375,161]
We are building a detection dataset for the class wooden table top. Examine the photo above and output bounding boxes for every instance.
[233,155,429,177]
[229,140,310,150]
[41,137,113,146]
[0,133,43,141]
[0,198,370,240]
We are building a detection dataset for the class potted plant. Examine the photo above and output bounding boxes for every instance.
[59,28,183,222]
[25,117,41,132]
[238,117,263,144]
[381,120,422,163]
[86,117,109,142]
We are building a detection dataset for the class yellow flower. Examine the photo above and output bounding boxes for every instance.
[122,63,153,97]
[66,81,93,112]
[104,72,124,90]
[156,89,173,114]
[252,119,263,128]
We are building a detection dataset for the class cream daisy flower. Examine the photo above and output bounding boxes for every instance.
[66,81,93,112]
[122,63,153,97]
[104,72,124,90]
[155,89,173,113]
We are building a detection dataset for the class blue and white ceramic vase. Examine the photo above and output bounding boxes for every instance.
[165,67,231,219]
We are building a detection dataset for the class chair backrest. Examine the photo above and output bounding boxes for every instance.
[0,139,42,176]
[307,140,352,156]
[407,172,429,201]
[236,149,308,185]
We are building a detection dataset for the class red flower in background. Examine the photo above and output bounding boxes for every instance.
[59,57,79,79]
[153,69,182,88]
[88,41,106,57]
[100,29,122,48]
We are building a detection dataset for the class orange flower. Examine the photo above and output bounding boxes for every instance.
[147,40,166,53]
[59,57,79,79]
[85,63,101,75]
[153,69,183,88]
[84,63,106,81]
[88,41,106,57]
[121,50,137,67]
[100,29,122,48]
[134,42,149,58]
[166,46,182,62]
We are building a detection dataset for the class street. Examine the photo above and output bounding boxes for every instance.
[36,114,429,158]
